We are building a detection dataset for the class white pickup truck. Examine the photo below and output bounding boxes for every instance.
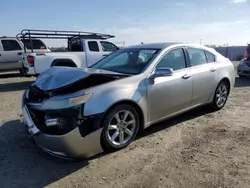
[0,37,50,72]
[19,29,119,77]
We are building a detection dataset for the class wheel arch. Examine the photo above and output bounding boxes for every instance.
[100,100,145,133]
[219,77,231,94]
[51,58,77,67]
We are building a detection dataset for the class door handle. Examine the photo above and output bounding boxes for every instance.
[210,68,216,72]
[18,52,22,55]
[182,74,191,79]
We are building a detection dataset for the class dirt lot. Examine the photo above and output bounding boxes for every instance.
[1,62,250,188]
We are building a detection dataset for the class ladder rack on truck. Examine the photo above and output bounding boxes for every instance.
[16,29,115,53]
[18,29,119,77]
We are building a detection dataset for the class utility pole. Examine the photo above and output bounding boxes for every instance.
[200,39,202,45]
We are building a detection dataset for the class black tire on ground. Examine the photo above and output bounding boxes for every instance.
[210,81,229,111]
[101,104,140,153]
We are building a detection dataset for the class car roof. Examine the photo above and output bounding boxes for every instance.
[126,42,217,53]
[127,42,182,49]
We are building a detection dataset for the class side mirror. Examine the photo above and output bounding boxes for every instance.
[151,68,174,78]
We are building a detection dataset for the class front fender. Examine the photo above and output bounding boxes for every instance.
[83,81,148,125]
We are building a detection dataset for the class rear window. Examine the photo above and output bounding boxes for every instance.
[88,41,99,52]
[205,51,216,63]
[69,40,84,52]
[21,39,47,50]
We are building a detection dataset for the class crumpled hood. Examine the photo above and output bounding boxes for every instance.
[34,66,124,91]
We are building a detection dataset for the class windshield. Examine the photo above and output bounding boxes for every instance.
[21,39,47,50]
[91,48,160,74]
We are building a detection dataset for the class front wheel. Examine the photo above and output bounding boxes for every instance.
[101,104,140,153]
[210,81,229,110]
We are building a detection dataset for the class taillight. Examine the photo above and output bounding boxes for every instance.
[27,56,34,67]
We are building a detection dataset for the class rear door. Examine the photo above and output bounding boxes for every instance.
[185,47,217,106]
[0,39,23,70]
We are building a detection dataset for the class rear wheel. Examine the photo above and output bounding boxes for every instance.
[101,104,140,153]
[210,81,229,110]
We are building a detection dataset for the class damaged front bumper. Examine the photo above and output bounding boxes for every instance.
[21,104,104,160]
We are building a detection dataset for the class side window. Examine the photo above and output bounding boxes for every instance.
[156,48,186,71]
[69,40,83,52]
[88,41,99,52]
[100,41,118,52]
[1,40,22,51]
[187,48,207,66]
[205,51,216,63]
[21,39,47,50]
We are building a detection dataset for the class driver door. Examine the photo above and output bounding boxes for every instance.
[146,48,193,122]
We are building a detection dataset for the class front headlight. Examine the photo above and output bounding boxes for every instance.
[42,93,93,110]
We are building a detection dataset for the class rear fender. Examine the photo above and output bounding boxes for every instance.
[34,53,85,74]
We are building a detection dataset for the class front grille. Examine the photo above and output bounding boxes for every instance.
[28,85,50,102]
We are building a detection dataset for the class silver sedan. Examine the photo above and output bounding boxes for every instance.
[21,43,235,160]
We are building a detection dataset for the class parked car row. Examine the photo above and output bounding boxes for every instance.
[21,42,235,160]
[0,37,50,72]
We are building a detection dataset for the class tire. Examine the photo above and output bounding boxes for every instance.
[101,104,140,153]
[210,81,229,110]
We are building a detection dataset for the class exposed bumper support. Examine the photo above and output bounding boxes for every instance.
[21,105,104,159]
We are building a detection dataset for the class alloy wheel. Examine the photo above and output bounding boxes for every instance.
[107,110,136,146]
[215,84,228,108]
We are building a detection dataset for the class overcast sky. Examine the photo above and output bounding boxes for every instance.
[1,0,250,47]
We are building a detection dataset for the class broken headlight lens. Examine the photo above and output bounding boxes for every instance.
[42,93,93,109]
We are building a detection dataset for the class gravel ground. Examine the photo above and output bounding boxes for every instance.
[1,62,250,188]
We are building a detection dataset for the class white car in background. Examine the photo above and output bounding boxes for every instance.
[19,29,119,77]
[0,37,50,73]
